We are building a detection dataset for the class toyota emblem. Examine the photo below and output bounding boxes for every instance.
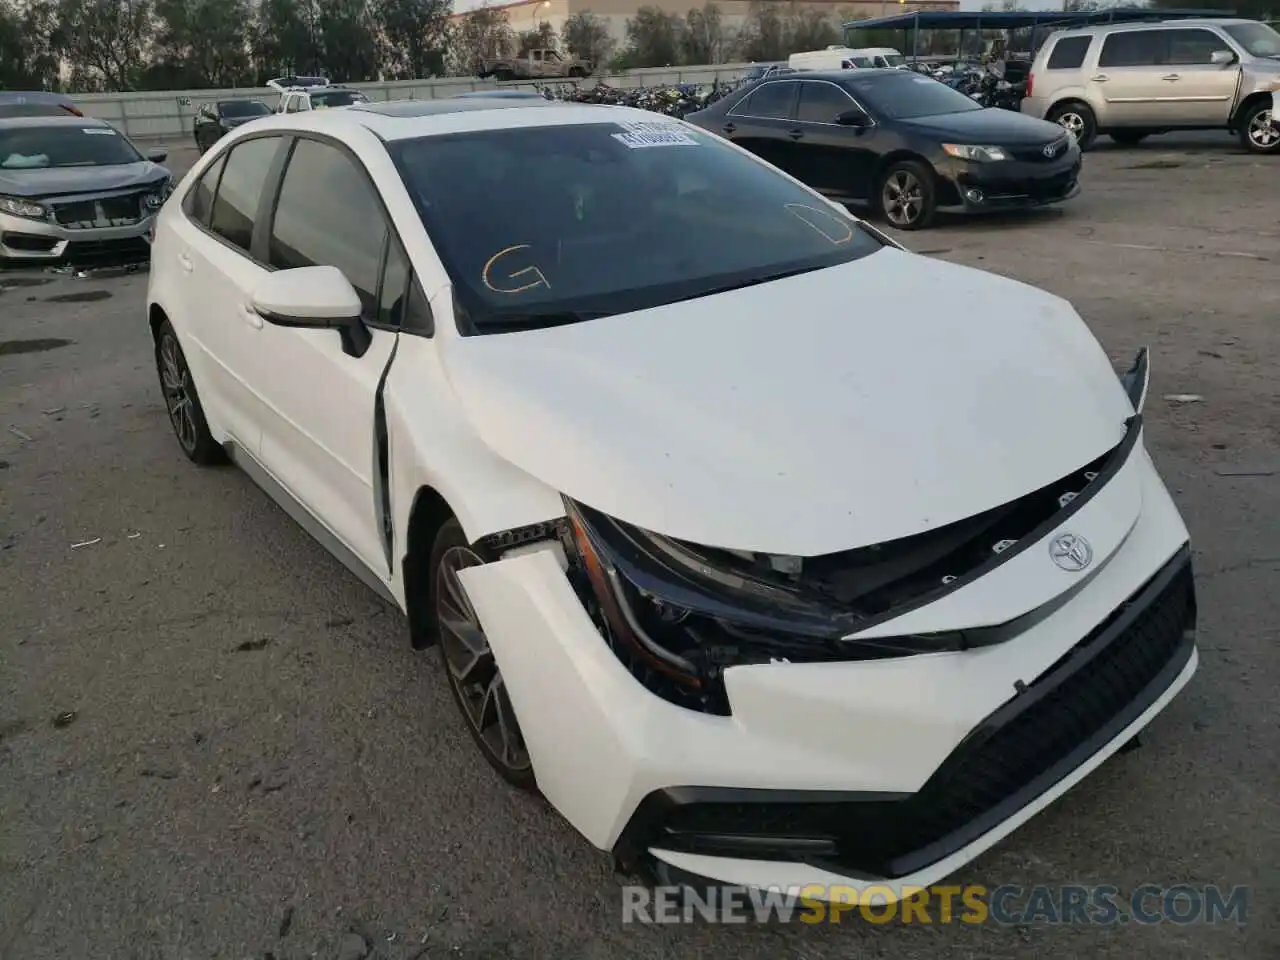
[1049,533,1093,572]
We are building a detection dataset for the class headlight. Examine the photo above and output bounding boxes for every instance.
[0,196,48,220]
[942,143,1008,162]
[554,498,964,715]
[1118,346,1150,413]
[142,178,173,211]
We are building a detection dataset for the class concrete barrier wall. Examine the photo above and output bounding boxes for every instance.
[69,64,756,145]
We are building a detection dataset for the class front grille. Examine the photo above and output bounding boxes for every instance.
[628,548,1196,879]
[53,192,144,229]
[1009,137,1071,162]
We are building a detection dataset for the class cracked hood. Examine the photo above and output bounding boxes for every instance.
[0,161,168,199]
[440,248,1134,556]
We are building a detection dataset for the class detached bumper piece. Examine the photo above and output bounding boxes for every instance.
[615,544,1196,881]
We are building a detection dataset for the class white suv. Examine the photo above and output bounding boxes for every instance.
[146,100,1196,904]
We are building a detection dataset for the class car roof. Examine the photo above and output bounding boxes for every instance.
[0,114,111,131]
[780,68,905,81]
[1053,17,1246,36]
[242,101,654,143]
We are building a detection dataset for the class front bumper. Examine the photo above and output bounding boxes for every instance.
[457,438,1196,901]
[0,209,156,268]
[938,155,1082,213]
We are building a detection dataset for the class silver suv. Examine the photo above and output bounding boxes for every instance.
[1021,18,1280,153]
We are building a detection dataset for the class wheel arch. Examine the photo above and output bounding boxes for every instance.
[1232,91,1273,127]
[873,149,935,182]
[148,302,169,345]
[403,484,457,648]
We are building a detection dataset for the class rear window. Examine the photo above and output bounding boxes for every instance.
[1098,30,1163,68]
[1047,36,1091,69]
[310,90,369,109]
[390,120,883,333]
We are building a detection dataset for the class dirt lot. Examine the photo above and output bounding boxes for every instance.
[2,137,1278,960]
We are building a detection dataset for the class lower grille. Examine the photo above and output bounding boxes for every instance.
[64,237,150,266]
[620,546,1196,880]
[53,192,143,229]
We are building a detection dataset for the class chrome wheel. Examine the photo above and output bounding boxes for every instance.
[1056,111,1085,139]
[882,170,925,228]
[159,333,198,454]
[1247,108,1278,150]
[435,545,531,774]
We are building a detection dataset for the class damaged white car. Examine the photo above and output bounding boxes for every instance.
[146,100,1197,902]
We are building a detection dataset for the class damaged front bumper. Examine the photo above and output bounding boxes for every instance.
[456,434,1197,901]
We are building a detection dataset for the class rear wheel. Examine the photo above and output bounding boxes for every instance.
[878,160,936,231]
[1048,101,1097,150]
[1239,99,1280,154]
[430,519,536,791]
[155,320,224,465]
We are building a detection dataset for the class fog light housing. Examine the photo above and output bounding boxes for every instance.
[964,188,985,204]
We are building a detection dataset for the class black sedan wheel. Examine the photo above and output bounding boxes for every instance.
[878,161,936,231]
[155,320,224,465]
[430,519,536,791]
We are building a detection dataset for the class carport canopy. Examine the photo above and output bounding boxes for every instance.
[843,9,1236,32]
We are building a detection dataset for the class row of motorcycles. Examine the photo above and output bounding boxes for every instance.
[908,59,1026,112]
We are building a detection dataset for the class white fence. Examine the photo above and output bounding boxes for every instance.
[69,64,756,145]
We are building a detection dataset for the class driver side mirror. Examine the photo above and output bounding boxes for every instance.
[252,266,372,358]
[836,107,870,127]
[147,148,168,163]
[1210,49,1237,65]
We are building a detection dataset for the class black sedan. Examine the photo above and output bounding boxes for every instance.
[193,98,272,153]
[685,69,1081,230]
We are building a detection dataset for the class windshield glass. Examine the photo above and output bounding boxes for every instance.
[883,54,908,67]
[220,99,271,117]
[0,124,141,169]
[311,90,368,108]
[1223,22,1280,57]
[391,121,883,333]
[848,72,983,118]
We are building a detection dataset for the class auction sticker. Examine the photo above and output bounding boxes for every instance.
[613,119,697,148]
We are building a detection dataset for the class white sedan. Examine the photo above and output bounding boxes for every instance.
[146,98,1196,903]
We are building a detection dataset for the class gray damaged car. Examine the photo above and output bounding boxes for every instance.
[0,115,171,268]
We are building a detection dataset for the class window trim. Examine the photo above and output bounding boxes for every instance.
[793,79,872,127]
[260,130,434,337]
[727,79,801,122]
[181,150,228,227]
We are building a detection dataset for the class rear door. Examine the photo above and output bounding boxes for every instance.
[251,135,404,575]
[1161,28,1241,125]
[723,80,801,174]
[171,134,290,454]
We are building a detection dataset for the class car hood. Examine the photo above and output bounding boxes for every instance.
[440,248,1134,556]
[900,107,1067,145]
[0,161,168,199]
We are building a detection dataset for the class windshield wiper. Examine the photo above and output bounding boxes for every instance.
[477,310,610,333]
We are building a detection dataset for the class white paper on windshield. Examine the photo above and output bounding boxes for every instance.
[82,127,117,135]
[612,119,697,148]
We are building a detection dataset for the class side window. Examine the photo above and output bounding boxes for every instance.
[1098,30,1164,68]
[208,137,281,252]
[378,236,410,328]
[532,50,543,61]
[1047,36,1092,70]
[796,82,853,124]
[734,81,797,119]
[185,152,226,226]
[268,138,387,320]
[1166,29,1227,65]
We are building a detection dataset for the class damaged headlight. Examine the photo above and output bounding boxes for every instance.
[0,195,48,221]
[1118,347,1150,413]
[556,498,962,716]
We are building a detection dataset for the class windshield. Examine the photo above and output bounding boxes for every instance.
[848,73,983,119]
[311,90,368,108]
[1223,22,1280,58]
[220,100,271,117]
[883,54,908,67]
[0,124,141,169]
[391,121,883,333]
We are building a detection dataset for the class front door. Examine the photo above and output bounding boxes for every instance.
[1160,28,1242,125]
[251,136,403,576]
[790,79,874,201]
[722,80,801,175]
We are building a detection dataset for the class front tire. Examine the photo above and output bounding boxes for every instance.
[1238,99,1280,154]
[430,518,536,791]
[878,160,936,231]
[155,320,224,465]
[1048,101,1097,150]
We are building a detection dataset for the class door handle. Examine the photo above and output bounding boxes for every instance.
[1162,74,1181,81]
[721,122,736,134]
[239,304,263,329]
[1091,74,1109,82]
[787,128,804,140]
[177,252,193,273]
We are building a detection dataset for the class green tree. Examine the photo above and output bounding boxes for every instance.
[562,10,615,66]
[737,1,786,62]
[784,8,838,54]
[376,0,451,79]
[0,0,61,89]
[252,0,321,81]
[683,2,726,64]
[53,0,155,91]
[1151,0,1274,17]
[517,20,557,55]
[149,0,252,89]
[621,6,684,67]
[450,5,514,75]
[315,0,381,81]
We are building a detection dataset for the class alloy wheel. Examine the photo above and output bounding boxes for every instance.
[1056,111,1085,140]
[159,334,198,454]
[1248,109,1278,150]
[435,545,531,774]
[883,170,924,228]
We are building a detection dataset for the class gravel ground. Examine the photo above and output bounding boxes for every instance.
[2,136,1278,960]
